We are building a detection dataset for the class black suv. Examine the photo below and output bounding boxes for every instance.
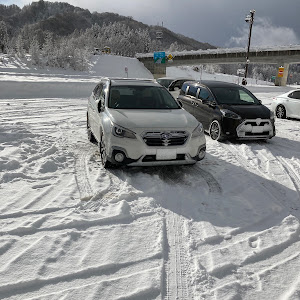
[177,80,275,141]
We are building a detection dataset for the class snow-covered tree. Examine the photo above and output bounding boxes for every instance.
[29,38,41,66]
[15,34,25,57]
[0,21,8,53]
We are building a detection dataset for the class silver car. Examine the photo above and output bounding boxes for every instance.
[271,89,300,119]
[87,78,206,168]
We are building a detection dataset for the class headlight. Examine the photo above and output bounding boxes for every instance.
[112,123,136,139]
[270,110,275,120]
[191,123,204,138]
[220,109,241,120]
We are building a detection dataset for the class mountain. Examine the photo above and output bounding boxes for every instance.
[0,0,216,51]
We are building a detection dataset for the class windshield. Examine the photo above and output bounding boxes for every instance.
[156,79,174,88]
[211,87,260,105]
[108,86,181,109]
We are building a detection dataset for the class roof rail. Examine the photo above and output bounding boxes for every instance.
[109,77,156,82]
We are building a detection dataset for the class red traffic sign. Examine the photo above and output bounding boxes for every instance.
[278,67,284,78]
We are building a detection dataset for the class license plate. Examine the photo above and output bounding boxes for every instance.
[252,126,264,133]
[156,149,177,160]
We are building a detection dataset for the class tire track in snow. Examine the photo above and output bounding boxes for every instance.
[264,143,300,205]
[192,165,222,195]
[164,212,192,300]
[145,165,222,195]
[139,165,221,300]
[73,146,95,201]
[56,121,96,202]
[222,141,298,213]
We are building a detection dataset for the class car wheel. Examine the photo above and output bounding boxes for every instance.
[87,115,96,143]
[99,133,113,169]
[209,120,224,141]
[276,105,286,119]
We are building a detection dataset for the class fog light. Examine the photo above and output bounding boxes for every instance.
[115,152,125,162]
[198,150,205,160]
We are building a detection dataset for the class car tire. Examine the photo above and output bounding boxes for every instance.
[275,105,286,119]
[99,132,113,169]
[87,115,96,143]
[209,120,224,141]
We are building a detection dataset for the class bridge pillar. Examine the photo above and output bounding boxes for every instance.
[275,63,289,86]
[140,60,166,79]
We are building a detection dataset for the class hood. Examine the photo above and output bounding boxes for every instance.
[107,108,198,130]
[220,104,271,119]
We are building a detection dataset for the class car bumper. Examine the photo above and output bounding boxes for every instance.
[106,134,206,166]
[222,118,275,140]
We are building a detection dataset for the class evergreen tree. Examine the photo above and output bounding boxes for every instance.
[29,37,41,66]
[0,21,8,53]
[15,34,25,57]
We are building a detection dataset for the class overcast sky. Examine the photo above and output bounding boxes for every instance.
[2,0,300,48]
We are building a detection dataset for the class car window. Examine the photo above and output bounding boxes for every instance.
[108,86,180,109]
[239,90,256,103]
[289,91,300,100]
[93,83,103,100]
[198,87,214,101]
[181,82,189,94]
[186,85,197,97]
[211,87,260,105]
[157,79,173,88]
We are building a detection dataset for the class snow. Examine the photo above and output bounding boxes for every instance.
[1,53,300,299]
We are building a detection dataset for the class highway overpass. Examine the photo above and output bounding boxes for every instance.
[136,45,300,86]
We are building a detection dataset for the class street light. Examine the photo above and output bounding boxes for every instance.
[242,9,255,85]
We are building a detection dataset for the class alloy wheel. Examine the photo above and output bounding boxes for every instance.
[276,105,286,119]
[209,120,222,141]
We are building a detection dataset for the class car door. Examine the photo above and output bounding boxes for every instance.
[180,84,198,115]
[287,91,300,118]
[90,82,104,139]
[88,84,99,135]
[94,83,107,141]
[193,87,216,130]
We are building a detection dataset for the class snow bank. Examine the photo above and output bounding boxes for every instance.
[0,54,153,99]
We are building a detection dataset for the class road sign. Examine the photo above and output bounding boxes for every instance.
[167,54,173,61]
[154,52,166,64]
[278,66,284,78]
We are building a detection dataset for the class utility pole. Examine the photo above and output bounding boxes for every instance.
[242,9,255,85]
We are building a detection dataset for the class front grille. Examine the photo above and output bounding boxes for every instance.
[244,121,269,126]
[143,131,188,147]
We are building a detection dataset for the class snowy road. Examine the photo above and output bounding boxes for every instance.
[1,91,300,299]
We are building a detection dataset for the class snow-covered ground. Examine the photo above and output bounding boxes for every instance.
[1,54,300,300]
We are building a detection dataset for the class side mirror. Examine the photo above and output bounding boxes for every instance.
[168,86,174,91]
[202,99,216,108]
[97,99,105,112]
[258,99,262,104]
[209,101,217,108]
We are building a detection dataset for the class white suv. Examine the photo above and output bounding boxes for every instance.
[87,78,206,168]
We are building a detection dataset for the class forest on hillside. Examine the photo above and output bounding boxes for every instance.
[0,0,214,71]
